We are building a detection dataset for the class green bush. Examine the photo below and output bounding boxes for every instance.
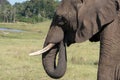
[16,16,47,23]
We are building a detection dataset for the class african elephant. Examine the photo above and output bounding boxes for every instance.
[30,0,120,80]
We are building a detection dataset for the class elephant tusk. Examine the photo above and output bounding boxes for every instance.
[29,43,55,56]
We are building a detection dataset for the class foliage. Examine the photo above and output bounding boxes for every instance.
[0,0,14,22]
[0,0,60,23]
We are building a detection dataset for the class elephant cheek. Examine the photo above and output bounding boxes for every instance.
[45,26,64,44]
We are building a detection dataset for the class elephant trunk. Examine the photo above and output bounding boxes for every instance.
[42,41,67,79]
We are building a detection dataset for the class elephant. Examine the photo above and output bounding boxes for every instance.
[29,0,120,80]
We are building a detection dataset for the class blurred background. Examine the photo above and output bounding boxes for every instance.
[0,0,60,23]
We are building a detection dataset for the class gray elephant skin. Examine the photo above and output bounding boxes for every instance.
[36,0,120,80]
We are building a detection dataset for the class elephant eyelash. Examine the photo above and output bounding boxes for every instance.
[56,16,67,25]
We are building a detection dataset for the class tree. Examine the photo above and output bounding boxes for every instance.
[0,0,12,22]
[0,0,60,23]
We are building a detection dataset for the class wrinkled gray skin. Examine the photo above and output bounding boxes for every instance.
[42,0,120,79]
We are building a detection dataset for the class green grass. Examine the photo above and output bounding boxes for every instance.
[0,21,100,80]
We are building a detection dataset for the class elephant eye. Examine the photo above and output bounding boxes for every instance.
[57,16,67,26]
[58,16,62,20]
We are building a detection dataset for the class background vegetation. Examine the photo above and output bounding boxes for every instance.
[0,0,59,23]
[0,21,99,80]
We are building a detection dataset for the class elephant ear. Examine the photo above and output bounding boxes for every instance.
[116,0,120,10]
[75,0,117,43]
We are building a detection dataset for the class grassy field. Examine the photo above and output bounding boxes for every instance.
[0,21,100,80]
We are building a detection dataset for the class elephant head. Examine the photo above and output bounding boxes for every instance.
[30,0,119,79]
